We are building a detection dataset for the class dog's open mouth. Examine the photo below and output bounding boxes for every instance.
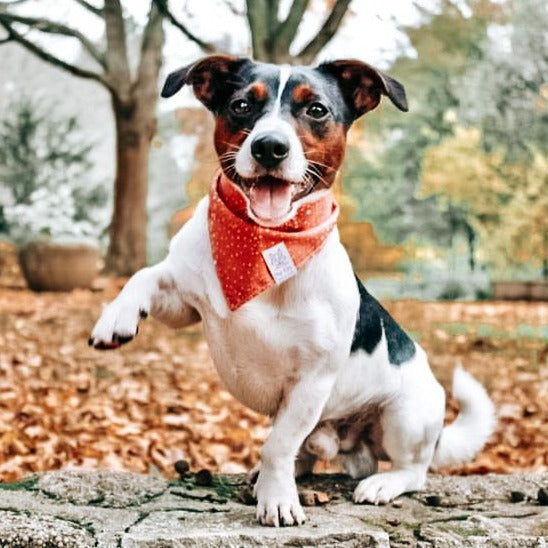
[247,176,293,223]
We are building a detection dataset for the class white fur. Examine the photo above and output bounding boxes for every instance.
[273,65,291,115]
[431,365,496,468]
[91,189,495,526]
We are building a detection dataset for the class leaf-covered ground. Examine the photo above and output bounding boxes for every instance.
[0,279,546,482]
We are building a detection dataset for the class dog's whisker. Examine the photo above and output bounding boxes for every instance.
[219,141,243,151]
[219,152,239,161]
[306,158,337,172]
[306,163,332,188]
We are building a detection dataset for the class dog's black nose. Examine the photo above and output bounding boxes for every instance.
[250,132,290,169]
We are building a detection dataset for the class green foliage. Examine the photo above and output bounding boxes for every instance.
[0,98,108,245]
[460,0,548,161]
[0,476,38,491]
[344,1,493,248]
[343,0,546,280]
[420,0,548,277]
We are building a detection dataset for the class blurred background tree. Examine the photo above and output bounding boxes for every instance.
[0,0,165,274]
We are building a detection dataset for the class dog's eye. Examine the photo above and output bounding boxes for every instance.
[306,102,329,119]
[230,99,251,115]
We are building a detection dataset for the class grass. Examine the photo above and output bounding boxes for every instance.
[438,322,548,341]
[0,476,38,491]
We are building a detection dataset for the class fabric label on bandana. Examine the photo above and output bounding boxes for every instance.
[262,243,298,284]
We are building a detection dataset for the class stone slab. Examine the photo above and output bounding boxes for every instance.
[0,471,546,547]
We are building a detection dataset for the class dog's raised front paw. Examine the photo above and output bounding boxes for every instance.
[89,300,148,350]
[253,470,306,527]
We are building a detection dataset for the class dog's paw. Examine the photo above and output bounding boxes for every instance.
[89,299,148,350]
[353,471,417,505]
[254,470,306,527]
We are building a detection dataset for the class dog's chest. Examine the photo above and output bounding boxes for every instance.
[199,234,359,417]
[203,301,316,416]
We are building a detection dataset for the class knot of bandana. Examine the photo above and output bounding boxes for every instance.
[208,171,339,311]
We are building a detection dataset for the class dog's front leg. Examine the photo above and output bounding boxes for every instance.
[89,261,198,349]
[254,371,335,527]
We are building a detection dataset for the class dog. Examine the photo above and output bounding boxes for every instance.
[90,55,496,527]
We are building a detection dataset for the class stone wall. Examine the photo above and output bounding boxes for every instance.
[0,471,546,546]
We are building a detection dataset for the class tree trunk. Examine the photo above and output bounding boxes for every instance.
[105,94,156,275]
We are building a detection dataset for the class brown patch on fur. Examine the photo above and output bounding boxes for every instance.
[214,117,248,176]
[292,84,315,104]
[192,70,213,103]
[250,81,268,101]
[296,121,347,189]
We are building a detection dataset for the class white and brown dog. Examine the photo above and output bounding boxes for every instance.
[90,56,495,527]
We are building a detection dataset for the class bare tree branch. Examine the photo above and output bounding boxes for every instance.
[246,0,269,60]
[266,0,280,31]
[104,0,131,94]
[72,0,103,17]
[0,20,111,89]
[136,1,163,89]
[296,0,352,64]
[153,0,216,53]
[275,0,309,53]
[0,12,105,67]
[0,21,12,42]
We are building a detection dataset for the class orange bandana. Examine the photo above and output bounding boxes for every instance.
[208,172,339,311]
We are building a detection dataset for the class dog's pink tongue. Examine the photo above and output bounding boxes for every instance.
[250,181,292,222]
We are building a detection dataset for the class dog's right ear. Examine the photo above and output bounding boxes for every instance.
[161,55,249,112]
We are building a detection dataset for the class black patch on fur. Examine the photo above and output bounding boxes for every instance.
[351,276,416,365]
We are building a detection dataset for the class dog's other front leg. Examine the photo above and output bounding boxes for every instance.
[89,261,198,349]
[254,372,335,527]
[352,396,442,505]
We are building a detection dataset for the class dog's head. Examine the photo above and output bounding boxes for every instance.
[162,56,407,226]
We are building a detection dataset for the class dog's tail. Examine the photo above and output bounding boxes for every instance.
[430,365,496,469]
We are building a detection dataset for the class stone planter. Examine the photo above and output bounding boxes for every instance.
[19,241,102,292]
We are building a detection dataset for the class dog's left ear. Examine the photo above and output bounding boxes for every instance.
[317,59,408,119]
[161,55,249,112]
